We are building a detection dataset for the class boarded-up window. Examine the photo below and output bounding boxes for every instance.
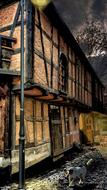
[24,98,34,146]
[15,97,49,147]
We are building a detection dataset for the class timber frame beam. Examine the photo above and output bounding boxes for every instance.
[12,81,92,112]
[37,10,49,86]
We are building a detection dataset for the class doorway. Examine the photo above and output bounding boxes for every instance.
[0,83,10,156]
[49,105,63,157]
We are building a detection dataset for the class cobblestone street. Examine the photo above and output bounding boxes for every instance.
[1,146,107,190]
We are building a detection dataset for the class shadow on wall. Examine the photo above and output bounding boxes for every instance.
[79,130,89,145]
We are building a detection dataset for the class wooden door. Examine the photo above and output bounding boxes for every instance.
[0,84,9,155]
[50,106,63,157]
[85,116,94,144]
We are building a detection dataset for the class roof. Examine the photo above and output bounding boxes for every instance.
[0,0,18,8]
[44,2,104,87]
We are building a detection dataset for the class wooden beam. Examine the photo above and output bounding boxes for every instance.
[36,93,54,100]
[41,103,44,141]
[50,96,64,103]
[50,25,53,88]
[67,45,69,92]
[0,69,20,76]
[37,10,49,86]
[63,107,66,147]
[0,20,26,33]
[0,36,2,67]
[34,100,37,145]
[35,23,58,48]
[57,32,60,90]
[34,48,58,70]
[10,2,21,37]
[81,63,83,101]
[13,48,21,54]
[0,34,16,42]
[11,94,16,150]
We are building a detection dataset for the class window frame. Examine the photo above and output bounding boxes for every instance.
[58,53,68,93]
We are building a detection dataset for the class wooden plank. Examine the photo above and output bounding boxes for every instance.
[26,120,34,144]
[36,122,42,144]
[35,100,44,144]
[6,89,11,155]
[25,101,34,145]
[0,94,9,155]
[2,45,13,50]
[4,97,8,153]
[34,100,37,145]
[15,95,20,146]
[63,107,66,147]
[0,100,4,153]
[41,103,44,141]
[81,63,82,102]
[33,99,36,145]
[15,121,20,146]
[43,103,49,141]
[60,106,65,148]
[11,94,16,150]
[43,121,50,141]
[0,34,16,42]
[0,37,2,67]
[66,45,69,93]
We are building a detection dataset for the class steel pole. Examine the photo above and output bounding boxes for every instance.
[18,0,25,189]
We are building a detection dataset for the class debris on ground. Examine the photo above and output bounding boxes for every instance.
[1,146,107,190]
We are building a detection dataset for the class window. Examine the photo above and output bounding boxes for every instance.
[84,70,88,90]
[59,53,68,92]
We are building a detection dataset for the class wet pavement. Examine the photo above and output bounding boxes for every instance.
[1,146,107,190]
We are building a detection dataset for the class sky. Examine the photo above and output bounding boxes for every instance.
[54,0,107,35]
[53,0,107,87]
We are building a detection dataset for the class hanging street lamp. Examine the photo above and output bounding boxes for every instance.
[31,0,51,10]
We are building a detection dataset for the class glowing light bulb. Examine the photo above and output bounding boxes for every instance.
[31,0,51,10]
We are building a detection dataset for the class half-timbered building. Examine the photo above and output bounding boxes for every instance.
[0,0,104,174]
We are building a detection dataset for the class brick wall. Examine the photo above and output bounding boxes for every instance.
[34,11,59,90]
[0,2,27,82]
[0,3,18,27]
